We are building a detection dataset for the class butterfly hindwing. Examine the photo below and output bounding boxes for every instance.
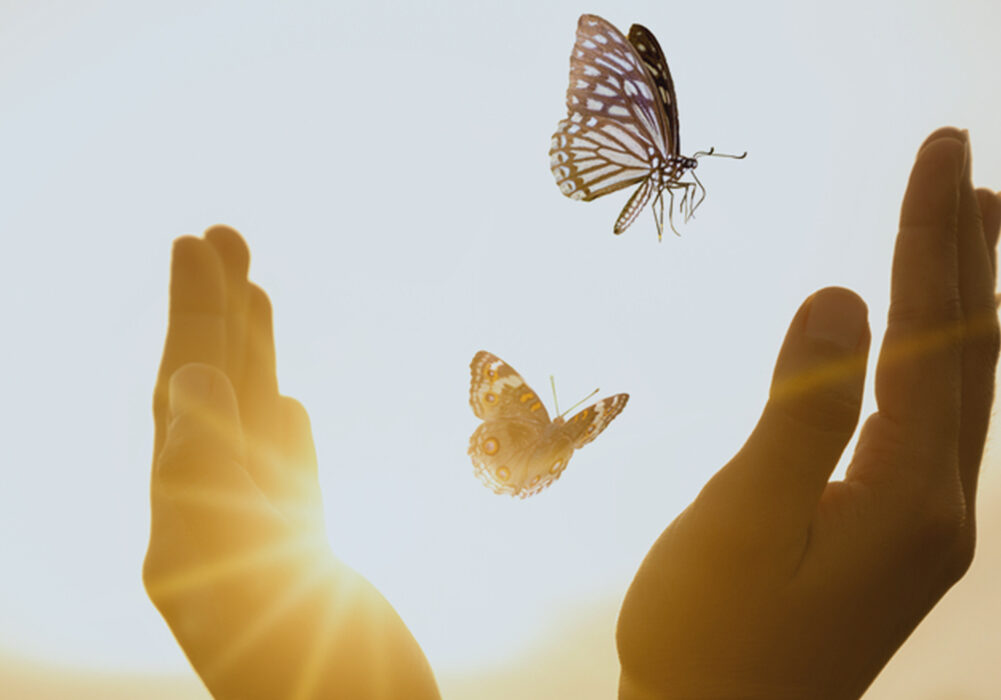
[468,421,575,498]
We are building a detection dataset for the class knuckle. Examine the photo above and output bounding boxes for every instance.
[887,295,964,328]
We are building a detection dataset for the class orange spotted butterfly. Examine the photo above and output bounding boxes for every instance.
[549,14,745,239]
[468,350,628,498]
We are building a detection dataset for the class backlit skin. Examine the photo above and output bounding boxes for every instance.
[143,129,1000,700]
[143,227,440,700]
[616,128,1001,699]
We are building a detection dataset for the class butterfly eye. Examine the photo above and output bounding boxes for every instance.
[482,437,499,455]
[496,466,510,481]
[485,392,496,403]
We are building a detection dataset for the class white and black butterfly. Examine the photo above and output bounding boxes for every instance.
[550,14,745,239]
[468,351,628,498]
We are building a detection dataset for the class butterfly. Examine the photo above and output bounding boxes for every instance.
[468,350,629,498]
[549,14,745,240]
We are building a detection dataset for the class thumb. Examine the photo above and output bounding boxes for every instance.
[706,287,871,538]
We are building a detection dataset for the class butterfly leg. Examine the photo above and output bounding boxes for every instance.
[690,170,707,218]
[664,187,684,237]
[652,188,666,241]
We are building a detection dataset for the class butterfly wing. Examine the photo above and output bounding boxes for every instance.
[628,23,680,155]
[549,14,671,206]
[561,393,630,449]
[469,350,551,424]
[468,351,575,498]
[469,421,575,498]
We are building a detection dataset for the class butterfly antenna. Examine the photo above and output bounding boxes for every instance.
[550,375,560,417]
[559,388,601,418]
[693,146,748,160]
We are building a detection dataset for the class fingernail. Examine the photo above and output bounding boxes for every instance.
[805,291,867,350]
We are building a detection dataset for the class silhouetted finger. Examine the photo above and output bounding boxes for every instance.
[277,396,325,533]
[704,288,869,541]
[956,154,1001,510]
[975,188,1001,276]
[204,225,251,396]
[874,131,965,480]
[242,284,280,435]
[153,237,226,460]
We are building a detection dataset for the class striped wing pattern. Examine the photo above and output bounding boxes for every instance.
[627,22,680,155]
[549,15,671,214]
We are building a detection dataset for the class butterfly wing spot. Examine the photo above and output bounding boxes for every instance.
[529,474,541,487]
[496,466,510,482]
[485,392,496,403]
[483,437,499,455]
[594,83,616,98]
[549,460,564,474]
[519,392,536,403]
[530,402,542,411]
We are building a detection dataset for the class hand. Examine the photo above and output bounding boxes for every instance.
[143,227,440,700]
[616,128,1001,700]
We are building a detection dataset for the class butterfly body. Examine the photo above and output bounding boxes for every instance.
[550,14,742,239]
[468,351,628,498]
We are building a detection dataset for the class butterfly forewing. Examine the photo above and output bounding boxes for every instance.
[563,394,630,448]
[628,23,680,155]
[549,14,671,204]
[469,350,550,425]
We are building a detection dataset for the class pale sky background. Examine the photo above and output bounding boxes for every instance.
[2,0,1001,698]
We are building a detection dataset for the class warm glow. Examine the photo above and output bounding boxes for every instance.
[2,0,1001,698]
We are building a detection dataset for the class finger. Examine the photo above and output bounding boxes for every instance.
[153,237,227,461]
[204,225,251,396]
[276,396,325,532]
[975,188,1001,276]
[240,284,285,501]
[874,132,966,480]
[278,396,318,479]
[957,148,1001,511]
[705,288,870,541]
[244,394,320,515]
[242,284,280,435]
